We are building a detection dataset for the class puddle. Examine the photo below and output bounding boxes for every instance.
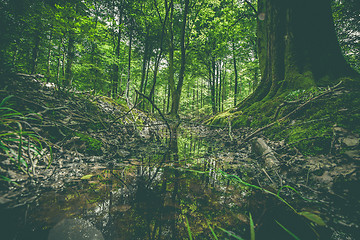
[0,125,359,239]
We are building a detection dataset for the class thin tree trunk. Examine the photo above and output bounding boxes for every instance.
[137,28,149,104]
[232,40,239,106]
[64,33,75,87]
[112,8,122,98]
[30,34,40,74]
[125,30,132,101]
[168,0,176,115]
[209,60,217,114]
[218,62,222,112]
[149,0,171,101]
[170,0,189,117]
[46,30,53,83]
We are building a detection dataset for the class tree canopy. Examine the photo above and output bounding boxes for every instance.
[0,0,358,119]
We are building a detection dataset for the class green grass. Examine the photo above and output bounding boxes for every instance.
[0,95,53,181]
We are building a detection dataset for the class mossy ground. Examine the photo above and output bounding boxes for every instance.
[74,132,103,155]
[208,81,360,155]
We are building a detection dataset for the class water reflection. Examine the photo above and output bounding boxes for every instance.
[1,125,342,240]
[1,124,250,240]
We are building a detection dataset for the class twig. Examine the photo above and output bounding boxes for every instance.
[262,168,275,185]
[111,100,142,125]
[242,81,343,143]
[244,0,258,14]
[134,89,171,134]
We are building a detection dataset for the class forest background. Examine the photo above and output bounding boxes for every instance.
[0,0,359,119]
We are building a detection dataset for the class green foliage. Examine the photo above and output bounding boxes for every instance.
[275,220,301,240]
[249,212,255,240]
[299,211,326,226]
[332,0,360,73]
[0,0,260,119]
[185,216,193,240]
[217,226,245,240]
[285,87,321,101]
[0,96,52,180]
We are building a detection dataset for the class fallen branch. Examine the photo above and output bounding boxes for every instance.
[134,89,171,135]
[243,81,343,143]
[110,100,143,125]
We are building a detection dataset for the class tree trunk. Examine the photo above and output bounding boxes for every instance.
[64,33,74,88]
[125,29,132,101]
[46,30,53,83]
[170,0,189,117]
[168,0,176,115]
[209,59,217,114]
[112,6,122,99]
[232,40,239,106]
[137,28,150,105]
[238,0,358,110]
[30,34,40,74]
[149,0,171,102]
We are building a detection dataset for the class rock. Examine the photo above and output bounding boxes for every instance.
[344,150,360,161]
[314,170,333,184]
[342,137,359,147]
[48,218,104,240]
[333,126,347,134]
[0,196,11,205]
[251,138,279,168]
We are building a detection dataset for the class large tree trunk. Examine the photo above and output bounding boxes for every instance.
[238,0,358,109]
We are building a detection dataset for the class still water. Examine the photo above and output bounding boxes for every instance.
[0,126,358,239]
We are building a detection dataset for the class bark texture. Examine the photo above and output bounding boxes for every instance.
[238,0,358,109]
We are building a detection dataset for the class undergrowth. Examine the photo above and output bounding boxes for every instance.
[0,96,53,183]
[208,84,360,155]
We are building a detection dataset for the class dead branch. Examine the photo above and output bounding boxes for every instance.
[134,89,171,135]
[242,81,343,143]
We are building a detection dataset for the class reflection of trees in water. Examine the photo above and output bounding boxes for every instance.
[40,124,243,240]
[101,125,181,239]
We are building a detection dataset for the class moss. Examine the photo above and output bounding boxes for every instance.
[208,82,360,155]
[75,132,103,155]
[208,111,232,125]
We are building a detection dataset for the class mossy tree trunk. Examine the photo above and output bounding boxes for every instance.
[238,0,358,109]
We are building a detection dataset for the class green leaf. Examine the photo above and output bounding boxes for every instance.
[185,216,193,240]
[299,212,326,226]
[275,220,301,240]
[0,95,14,107]
[0,175,19,186]
[81,174,94,180]
[249,213,255,240]
[206,219,218,240]
[217,227,244,240]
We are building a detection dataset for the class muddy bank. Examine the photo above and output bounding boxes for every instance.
[0,73,163,206]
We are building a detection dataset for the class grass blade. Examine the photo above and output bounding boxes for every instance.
[249,213,255,240]
[206,219,218,240]
[217,227,244,240]
[275,220,301,240]
[185,216,193,240]
[0,95,14,107]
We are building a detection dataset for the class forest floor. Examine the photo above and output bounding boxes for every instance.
[0,73,165,204]
[0,74,359,239]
